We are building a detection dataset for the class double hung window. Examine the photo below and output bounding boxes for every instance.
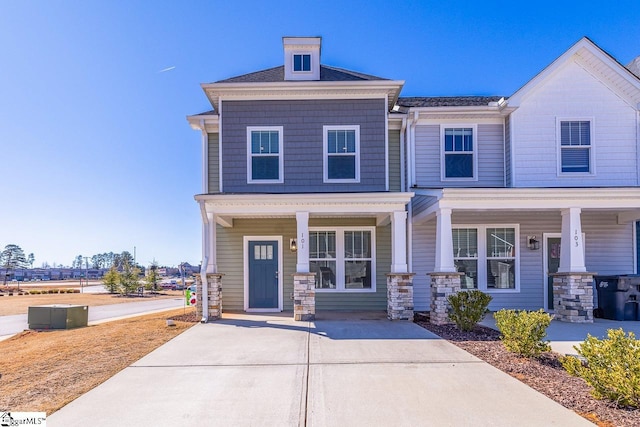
[442,125,477,180]
[323,125,360,182]
[559,120,592,174]
[309,227,374,291]
[452,225,518,291]
[247,127,283,183]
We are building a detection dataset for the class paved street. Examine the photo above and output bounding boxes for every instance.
[0,298,185,339]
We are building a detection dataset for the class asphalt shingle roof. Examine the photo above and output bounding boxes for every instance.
[397,96,506,107]
[215,65,388,83]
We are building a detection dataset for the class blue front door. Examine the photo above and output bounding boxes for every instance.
[248,240,279,309]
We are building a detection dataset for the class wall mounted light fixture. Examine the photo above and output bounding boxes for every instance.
[527,235,540,250]
[290,238,297,252]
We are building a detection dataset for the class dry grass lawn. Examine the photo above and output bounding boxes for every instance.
[0,290,183,316]
[0,308,197,414]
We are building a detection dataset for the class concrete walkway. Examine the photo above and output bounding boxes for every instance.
[48,312,589,426]
[480,315,640,355]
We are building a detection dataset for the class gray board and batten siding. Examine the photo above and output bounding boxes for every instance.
[388,129,401,192]
[414,123,505,188]
[411,210,634,311]
[220,99,387,193]
[216,218,391,311]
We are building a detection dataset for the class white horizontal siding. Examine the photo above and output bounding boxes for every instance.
[512,59,638,187]
[411,210,634,312]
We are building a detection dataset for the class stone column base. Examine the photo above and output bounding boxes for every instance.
[387,273,415,321]
[429,272,463,325]
[293,272,316,321]
[195,273,224,321]
[552,272,594,323]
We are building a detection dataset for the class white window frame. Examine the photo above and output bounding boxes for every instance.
[453,224,520,293]
[323,125,361,183]
[440,124,478,181]
[556,118,595,176]
[309,226,376,293]
[292,53,312,73]
[246,126,284,184]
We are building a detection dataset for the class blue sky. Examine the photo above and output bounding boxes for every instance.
[1,1,639,268]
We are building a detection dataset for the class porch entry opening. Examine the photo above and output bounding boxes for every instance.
[248,240,279,309]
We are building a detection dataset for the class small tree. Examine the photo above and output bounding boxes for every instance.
[103,266,120,294]
[118,261,140,296]
[145,261,160,292]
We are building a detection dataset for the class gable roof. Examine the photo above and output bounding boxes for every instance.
[508,37,640,107]
[216,65,388,83]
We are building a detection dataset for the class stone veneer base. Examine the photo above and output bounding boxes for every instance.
[387,273,415,321]
[293,272,316,321]
[552,272,594,323]
[195,273,224,321]
[429,272,463,325]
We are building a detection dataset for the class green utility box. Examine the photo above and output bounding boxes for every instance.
[28,304,89,330]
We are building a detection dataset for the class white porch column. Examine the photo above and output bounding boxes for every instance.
[296,211,310,273]
[207,213,217,273]
[434,208,456,273]
[558,208,586,273]
[390,210,408,273]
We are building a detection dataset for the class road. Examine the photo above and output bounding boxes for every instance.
[0,298,185,339]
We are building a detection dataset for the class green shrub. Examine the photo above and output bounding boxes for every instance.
[447,290,492,331]
[562,328,640,408]
[494,309,552,357]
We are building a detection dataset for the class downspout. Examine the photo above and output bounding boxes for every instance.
[199,201,209,323]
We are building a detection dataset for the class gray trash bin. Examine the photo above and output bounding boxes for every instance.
[595,275,640,321]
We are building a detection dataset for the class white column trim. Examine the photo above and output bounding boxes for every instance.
[207,213,217,273]
[559,207,587,273]
[390,210,408,273]
[434,208,456,273]
[296,211,310,273]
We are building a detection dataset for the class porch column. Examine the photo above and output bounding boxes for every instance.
[390,210,408,273]
[558,208,586,273]
[555,208,593,323]
[434,208,456,272]
[207,213,217,273]
[296,211,310,273]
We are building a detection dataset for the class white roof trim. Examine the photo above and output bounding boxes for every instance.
[507,37,640,107]
[413,187,640,223]
[196,192,413,218]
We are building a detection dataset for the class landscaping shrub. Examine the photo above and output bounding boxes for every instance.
[72,289,80,293]
[562,328,640,408]
[447,290,492,331]
[494,309,552,357]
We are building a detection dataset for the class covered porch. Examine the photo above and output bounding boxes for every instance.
[412,187,640,324]
[195,192,414,322]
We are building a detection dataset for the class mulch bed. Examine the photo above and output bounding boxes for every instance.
[414,313,640,427]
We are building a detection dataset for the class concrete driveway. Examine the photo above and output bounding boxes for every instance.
[49,312,590,427]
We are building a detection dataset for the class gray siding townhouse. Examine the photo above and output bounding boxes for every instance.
[188,37,414,321]
[189,36,640,324]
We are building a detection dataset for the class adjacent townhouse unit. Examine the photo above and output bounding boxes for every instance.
[189,36,640,324]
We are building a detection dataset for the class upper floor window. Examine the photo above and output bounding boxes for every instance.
[441,125,477,180]
[246,126,283,183]
[293,54,311,72]
[559,120,592,174]
[323,125,360,183]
